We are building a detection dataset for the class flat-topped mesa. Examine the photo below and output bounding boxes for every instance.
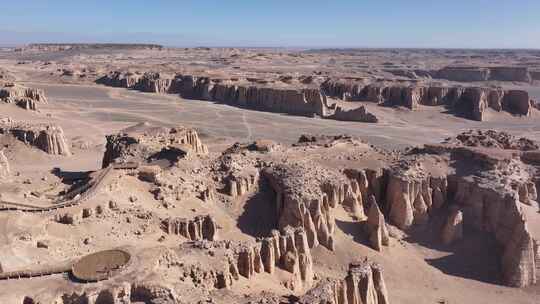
[161,215,218,241]
[102,123,208,168]
[97,71,331,118]
[434,66,532,83]
[262,161,354,251]
[0,118,71,156]
[298,260,390,304]
[321,79,533,121]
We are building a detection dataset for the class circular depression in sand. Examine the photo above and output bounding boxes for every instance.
[71,249,131,282]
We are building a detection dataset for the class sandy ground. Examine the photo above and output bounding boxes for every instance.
[20,81,540,156]
[0,48,539,303]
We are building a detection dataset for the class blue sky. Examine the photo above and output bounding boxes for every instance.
[0,0,539,48]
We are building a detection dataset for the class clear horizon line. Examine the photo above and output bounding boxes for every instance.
[2,42,540,51]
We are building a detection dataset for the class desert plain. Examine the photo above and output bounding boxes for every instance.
[0,44,539,303]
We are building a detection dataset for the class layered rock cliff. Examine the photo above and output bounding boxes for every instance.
[434,66,532,83]
[0,118,71,156]
[321,79,533,121]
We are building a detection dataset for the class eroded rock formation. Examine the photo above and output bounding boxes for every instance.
[298,260,390,304]
[0,118,71,156]
[262,161,352,250]
[161,215,218,241]
[0,150,9,178]
[0,83,48,104]
[102,123,208,167]
[330,105,378,123]
[434,66,532,83]
[366,196,390,251]
[322,80,533,121]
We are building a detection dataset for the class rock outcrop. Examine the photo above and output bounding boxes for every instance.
[321,79,533,121]
[0,83,47,111]
[189,227,314,292]
[0,150,9,178]
[262,162,353,250]
[259,227,314,290]
[330,105,378,123]
[440,208,464,245]
[102,123,208,167]
[385,163,447,229]
[0,118,71,156]
[98,71,331,118]
[161,215,218,241]
[365,196,390,251]
[434,66,532,83]
[225,170,260,197]
[0,83,48,104]
[298,260,389,304]
[443,129,539,151]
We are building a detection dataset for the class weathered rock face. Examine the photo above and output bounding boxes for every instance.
[449,175,538,287]
[435,66,490,82]
[490,67,532,83]
[162,215,218,241]
[98,71,331,118]
[134,72,175,94]
[256,227,314,290]
[102,124,208,167]
[225,170,259,197]
[531,70,540,81]
[440,208,464,245]
[298,260,389,304]
[418,138,540,287]
[15,98,37,111]
[0,150,9,178]
[322,79,533,121]
[0,118,71,156]
[262,162,353,250]
[216,227,314,291]
[435,66,532,83]
[366,196,390,251]
[97,71,141,88]
[330,105,378,123]
[503,90,532,116]
[0,84,48,104]
[385,164,447,229]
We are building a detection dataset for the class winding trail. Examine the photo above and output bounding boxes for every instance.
[0,163,138,213]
